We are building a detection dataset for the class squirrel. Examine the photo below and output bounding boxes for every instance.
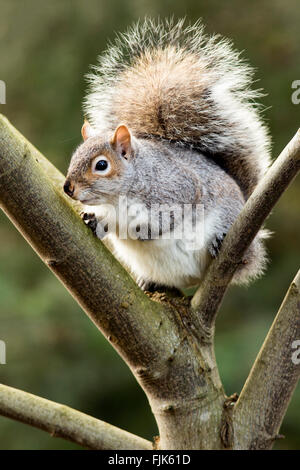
[64,18,271,291]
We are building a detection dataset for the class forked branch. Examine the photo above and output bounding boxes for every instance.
[0,115,225,450]
[0,114,299,449]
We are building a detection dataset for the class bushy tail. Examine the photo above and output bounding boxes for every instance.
[84,18,271,198]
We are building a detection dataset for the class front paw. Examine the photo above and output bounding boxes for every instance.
[82,212,98,236]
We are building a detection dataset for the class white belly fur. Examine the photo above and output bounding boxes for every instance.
[107,235,210,288]
[89,203,220,289]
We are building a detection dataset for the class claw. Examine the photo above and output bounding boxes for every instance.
[209,232,227,258]
[82,212,98,236]
[82,212,95,221]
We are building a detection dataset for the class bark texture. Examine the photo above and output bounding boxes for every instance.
[233,269,300,449]
[0,384,152,450]
[192,129,300,329]
[0,114,299,449]
[0,115,225,449]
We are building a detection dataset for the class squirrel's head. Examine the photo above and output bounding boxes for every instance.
[64,122,135,205]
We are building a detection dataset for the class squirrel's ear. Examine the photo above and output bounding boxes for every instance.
[111,125,132,157]
[81,120,95,141]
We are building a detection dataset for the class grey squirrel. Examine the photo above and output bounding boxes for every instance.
[64,18,271,290]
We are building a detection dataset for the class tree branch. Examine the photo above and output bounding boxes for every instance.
[233,269,300,449]
[191,129,300,329]
[0,114,225,449]
[1,114,299,449]
[0,113,178,374]
[0,383,152,450]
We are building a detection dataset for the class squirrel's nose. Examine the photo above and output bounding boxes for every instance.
[63,179,75,197]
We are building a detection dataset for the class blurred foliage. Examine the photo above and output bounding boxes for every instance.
[0,0,299,450]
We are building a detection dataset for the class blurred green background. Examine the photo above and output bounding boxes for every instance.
[0,0,299,450]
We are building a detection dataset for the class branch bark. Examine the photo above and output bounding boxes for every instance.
[0,114,299,450]
[0,114,225,449]
[0,383,152,450]
[233,269,300,449]
[191,129,300,329]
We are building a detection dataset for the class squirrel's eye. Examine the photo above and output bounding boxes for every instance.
[96,160,108,171]
[92,156,111,176]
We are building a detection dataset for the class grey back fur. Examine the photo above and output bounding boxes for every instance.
[84,18,271,198]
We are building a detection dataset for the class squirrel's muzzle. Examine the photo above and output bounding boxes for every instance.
[63,179,75,198]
